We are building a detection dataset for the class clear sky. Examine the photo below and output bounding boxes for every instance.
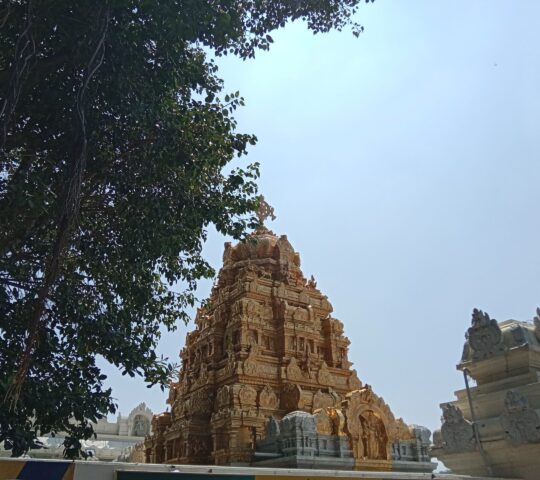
[101,0,540,440]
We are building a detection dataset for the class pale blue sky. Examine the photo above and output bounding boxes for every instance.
[102,0,540,438]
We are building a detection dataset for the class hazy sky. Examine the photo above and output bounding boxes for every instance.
[101,0,540,440]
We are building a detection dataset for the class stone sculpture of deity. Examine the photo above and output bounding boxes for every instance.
[360,411,387,460]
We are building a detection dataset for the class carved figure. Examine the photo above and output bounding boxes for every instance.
[501,390,540,445]
[281,383,302,412]
[360,411,387,459]
[466,308,506,361]
[225,351,237,376]
[317,361,332,385]
[133,415,150,436]
[259,385,279,409]
[238,385,257,407]
[242,349,259,376]
[329,407,347,436]
[199,362,208,382]
[440,404,476,453]
[313,389,338,411]
[342,386,396,461]
[247,329,258,347]
[216,386,231,410]
[314,408,335,435]
[286,357,304,381]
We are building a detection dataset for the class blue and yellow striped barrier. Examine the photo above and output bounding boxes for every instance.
[0,459,74,480]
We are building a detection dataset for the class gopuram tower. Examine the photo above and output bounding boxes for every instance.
[144,199,433,472]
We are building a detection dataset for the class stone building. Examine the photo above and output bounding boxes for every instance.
[144,201,433,471]
[254,409,355,469]
[0,403,153,461]
[432,308,540,480]
[254,406,431,471]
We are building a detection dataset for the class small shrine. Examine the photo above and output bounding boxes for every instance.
[144,199,433,472]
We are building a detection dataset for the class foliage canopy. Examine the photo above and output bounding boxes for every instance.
[0,0,373,458]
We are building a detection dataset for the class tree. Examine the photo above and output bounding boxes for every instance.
[0,0,373,458]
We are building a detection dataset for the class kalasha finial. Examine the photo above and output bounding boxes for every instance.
[256,195,276,226]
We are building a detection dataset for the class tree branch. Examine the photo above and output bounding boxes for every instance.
[6,3,111,410]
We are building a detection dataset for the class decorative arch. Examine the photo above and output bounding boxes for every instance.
[342,385,397,460]
[128,403,154,437]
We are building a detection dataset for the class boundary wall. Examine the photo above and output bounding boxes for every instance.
[0,458,518,480]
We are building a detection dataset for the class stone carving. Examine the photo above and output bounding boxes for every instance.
[286,356,304,381]
[172,396,184,418]
[360,410,388,460]
[237,299,262,321]
[314,408,335,435]
[510,325,527,346]
[216,385,231,410]
[317,361,332,385]
[281,383,302,412]
[466,308,506,361]
[313,389,338,411]
[225,351,238,376]
[259,385,279,409]
[238,385,257,407]
[242,351,259,377]
[388,417,414,442]
[342,386,392,460]
[501,390,540,445]
[189,389,213,416]
[292,306,309,322]
[198,362,208,383]
[439,403,476,453]
[245,330,259,349]
[329,407,347,436]
[129,402,153,417]
[133,415,150,436]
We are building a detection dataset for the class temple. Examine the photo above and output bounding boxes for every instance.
[144,199,433,472]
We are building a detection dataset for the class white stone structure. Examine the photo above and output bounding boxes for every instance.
[432,308,540,480]
[0,403,153,461]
